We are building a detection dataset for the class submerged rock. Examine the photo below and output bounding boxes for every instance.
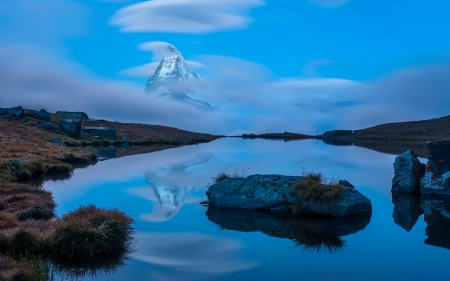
[56,111,89,120]
[82,127,117,138]
[6,106,24,118]
[421,140,450,195]
[392,150,425,193]
[206,174,372,217]
[58,119,81,134]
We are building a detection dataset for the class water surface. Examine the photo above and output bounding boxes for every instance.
[44,138,450,281]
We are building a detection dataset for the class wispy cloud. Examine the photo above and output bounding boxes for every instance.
[110,0,265,34]
[308,0,350,8]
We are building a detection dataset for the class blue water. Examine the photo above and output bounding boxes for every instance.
[44,138,450,281]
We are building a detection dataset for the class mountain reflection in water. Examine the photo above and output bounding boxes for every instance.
[392,193,450,250]
[144,157,211,219]
[206,208,371,254]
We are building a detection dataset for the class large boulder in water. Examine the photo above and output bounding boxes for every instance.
[6,106,24,118]
[56,111,89,120]
[58,119,81,134]
[392,150,425,193]
[82,127,117,138]
[421,140,450,195]
[206,174,372,217]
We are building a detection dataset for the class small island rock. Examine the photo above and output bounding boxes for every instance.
[392,150,425,193]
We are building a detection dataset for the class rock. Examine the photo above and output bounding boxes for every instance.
[122,136,129,141]
[1,115,11,121]
[421,140,450,195]
[58,119,81,134]
[391,193,423,232]
[38,109,50,121]
[0,108,5,115]
[27,110,39,119]
[81,127,117,138]
[40,121,59,130]
[421,196,450,250]
[21,118,27,123]
[50,137,62,144]
[56,111,89,120]
[392,150,425,193]
[206,174,372,217]
[6,106,25,118]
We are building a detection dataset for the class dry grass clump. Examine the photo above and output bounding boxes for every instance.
[291,170,344,216]
[212,168,249,183]
[52,205,134,258]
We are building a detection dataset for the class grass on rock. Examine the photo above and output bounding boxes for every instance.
[212,168,249,183]
[291,170,344,216]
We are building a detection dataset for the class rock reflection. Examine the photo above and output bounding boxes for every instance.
[392,193,450,250]
[206,208,371,254]
[144,157,211,219]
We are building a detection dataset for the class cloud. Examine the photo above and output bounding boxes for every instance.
[308,0,350,8]
[110,0,265,34]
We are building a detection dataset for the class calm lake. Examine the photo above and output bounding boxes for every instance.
[44,138,450,281]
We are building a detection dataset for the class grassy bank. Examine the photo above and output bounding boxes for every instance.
[0,108,219,275]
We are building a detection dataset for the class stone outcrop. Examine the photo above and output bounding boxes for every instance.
[28,109,50,121]
[421,140,450,195]
[392,150,425,193]
[40,121,59,130]
[6,106,25,118]
[56,111,89,120]
[206,174,372,217]
[81,127,117,138]
[58,119,81,134]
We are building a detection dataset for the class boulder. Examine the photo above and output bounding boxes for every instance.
[82,127,117,138]
[6,106,24,118]
[58,119,81,134]
[50,137,62,144]
[206,174,372,217]
[56,111,89,120]
[40,121,59,130]
[37,109,50,121]
[0,108,5,115]
[421,140,450,195]
[392,150,425,193]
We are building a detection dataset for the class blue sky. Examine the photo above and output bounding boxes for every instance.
[1,0,450,134]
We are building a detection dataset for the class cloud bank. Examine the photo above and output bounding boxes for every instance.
[110,0,265,34]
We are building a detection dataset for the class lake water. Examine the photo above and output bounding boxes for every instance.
[44,138,450,281]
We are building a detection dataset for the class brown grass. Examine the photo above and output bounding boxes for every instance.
[291,171,344,216]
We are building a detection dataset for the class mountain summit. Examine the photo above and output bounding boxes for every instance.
[145,44,210,107]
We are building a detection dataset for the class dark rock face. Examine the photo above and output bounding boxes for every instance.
[206,207,371,253]
[28,109,50,121]
[6,106,25,118]
[56,111,89,120]
[206,174,372,217]
[82,127,117,138]
[40,121,59,130]
[421,140,450,195]
[392,193,423,232]
[50,137,62,144]
[392,150,425,193]
[58,119,81,134]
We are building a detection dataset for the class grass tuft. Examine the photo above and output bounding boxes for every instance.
[212,168,249,183]
[52,205,134,258]
[291,170,344,216]
[18,205,55,221]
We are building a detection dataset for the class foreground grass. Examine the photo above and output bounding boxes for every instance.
[290,170,344,216]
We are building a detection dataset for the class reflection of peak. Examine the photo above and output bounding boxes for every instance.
[145,44,210,108]
[145,171,189,212]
